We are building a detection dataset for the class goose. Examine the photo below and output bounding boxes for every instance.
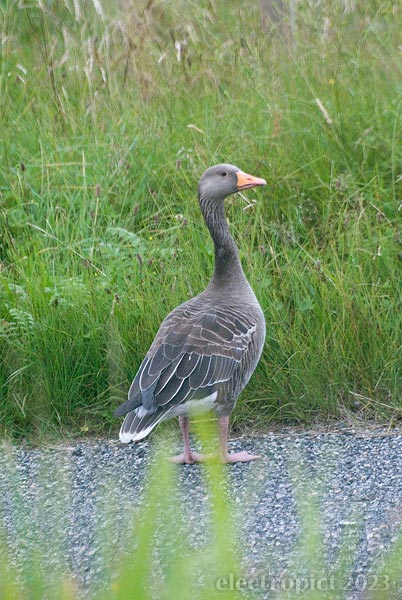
[114,164,266,463]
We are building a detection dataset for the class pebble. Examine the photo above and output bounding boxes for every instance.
[0,425,402,599]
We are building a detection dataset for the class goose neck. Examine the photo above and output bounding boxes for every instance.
[199,195,246,288]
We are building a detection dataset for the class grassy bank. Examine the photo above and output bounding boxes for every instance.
[0,0,401,439]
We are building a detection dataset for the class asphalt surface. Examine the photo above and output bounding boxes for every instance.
[1,425,402,599]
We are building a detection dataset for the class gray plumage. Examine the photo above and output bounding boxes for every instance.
[115,164,266,444]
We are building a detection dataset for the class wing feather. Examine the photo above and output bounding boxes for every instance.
[175,353,200,379]
[147,346,171,376]
[155,370,185,404]
[156,376,191,407]
[153,354,182,395]
[115,299,257,418]
[189,355,212,389]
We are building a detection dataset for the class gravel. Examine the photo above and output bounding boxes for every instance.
[1,424,402,599]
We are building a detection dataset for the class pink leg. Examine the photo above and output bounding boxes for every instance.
[169,416,210,464]
[218,416,261,463]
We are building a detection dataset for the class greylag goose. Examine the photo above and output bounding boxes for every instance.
[114,164,266,463]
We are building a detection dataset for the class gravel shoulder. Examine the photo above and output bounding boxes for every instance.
[1,424,402,598]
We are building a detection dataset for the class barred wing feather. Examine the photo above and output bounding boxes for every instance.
[113,302,256,422]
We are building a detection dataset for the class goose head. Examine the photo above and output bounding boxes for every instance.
[198,163,266,203]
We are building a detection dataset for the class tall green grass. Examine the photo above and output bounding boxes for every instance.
[0,0,401,438]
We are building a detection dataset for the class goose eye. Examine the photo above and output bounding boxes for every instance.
[221,171,228,177]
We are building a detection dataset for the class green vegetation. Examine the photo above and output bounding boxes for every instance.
[0,0,401,439]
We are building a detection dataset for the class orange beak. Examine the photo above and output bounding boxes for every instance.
[236,170,267,191]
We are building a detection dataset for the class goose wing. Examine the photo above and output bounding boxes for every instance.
[114,301,256,417]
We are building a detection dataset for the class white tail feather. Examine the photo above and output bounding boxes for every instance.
[119,408,167,443]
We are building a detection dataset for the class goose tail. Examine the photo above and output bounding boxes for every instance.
[119,406,168,443]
